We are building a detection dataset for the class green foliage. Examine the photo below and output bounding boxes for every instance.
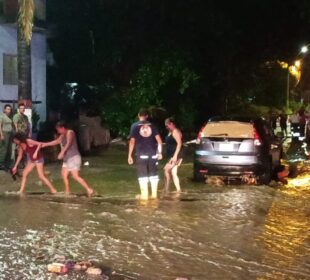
[176,98,198,132]
[129,48,199,107]
[101,89,135,137]
[102,48,199,137]
[289,100,304,114]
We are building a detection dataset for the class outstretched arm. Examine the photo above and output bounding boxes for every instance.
[41,135,62,148]
[26,138,43,146]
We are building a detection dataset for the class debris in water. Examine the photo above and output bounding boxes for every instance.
[47,263,68,274]
[75,260,92,271]
[47,258,112,278]
[207,176,224,186]
[241,175,257,185]
[86,267,102,275]
[53,254,66,262]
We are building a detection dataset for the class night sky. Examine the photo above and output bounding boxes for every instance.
[46,0,310,125]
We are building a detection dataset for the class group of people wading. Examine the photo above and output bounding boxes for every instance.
[11,121,94,196]
[0,103,94,196]
[1,104,182,199]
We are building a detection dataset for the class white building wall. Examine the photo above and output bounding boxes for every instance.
[0,24,47,122]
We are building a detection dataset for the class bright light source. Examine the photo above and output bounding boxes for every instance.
[301,46,308,53]
[277,60,288,69]
[295,60,301,68]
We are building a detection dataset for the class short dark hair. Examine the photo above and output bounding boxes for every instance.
[55,120,68,129]
[4,104,11,110]
[165,117,176,125]
[18,103,25,108]
[13,132,28,143]
[138,108,149,117]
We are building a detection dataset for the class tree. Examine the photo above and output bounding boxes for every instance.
[17,0,34,101]
[102,47,199,136]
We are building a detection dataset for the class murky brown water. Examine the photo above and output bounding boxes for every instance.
[0,185,309,280]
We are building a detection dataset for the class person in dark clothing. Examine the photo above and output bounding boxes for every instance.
[271,165,289,184]
[269,112,278,133]
[299,111,306,137]
[128,109,163,200]
[279,113,287,137]
[163,118,183,195]
[289,111,300,138]
[0,104,13,170]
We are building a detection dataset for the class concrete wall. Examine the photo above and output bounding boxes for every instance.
[0,24,46,122]
[31,29,47,122]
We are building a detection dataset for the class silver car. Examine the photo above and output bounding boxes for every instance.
[193,117,282,184]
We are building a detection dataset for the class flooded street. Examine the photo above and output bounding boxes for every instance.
[0,184,309,279]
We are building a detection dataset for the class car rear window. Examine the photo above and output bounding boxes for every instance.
[202,121,254,138]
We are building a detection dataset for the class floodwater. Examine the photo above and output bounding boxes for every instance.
[0,184,309,280]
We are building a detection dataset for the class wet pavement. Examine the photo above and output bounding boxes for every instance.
[0,183,309,280]
[0,141,309,280]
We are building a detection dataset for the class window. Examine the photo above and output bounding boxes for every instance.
[3,53,17,85]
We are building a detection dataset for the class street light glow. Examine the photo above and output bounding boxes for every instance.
[301,46,308,53]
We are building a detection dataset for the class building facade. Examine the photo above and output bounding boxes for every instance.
[0,0,47,122]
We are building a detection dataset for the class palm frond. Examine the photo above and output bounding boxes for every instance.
[18,0,35,44]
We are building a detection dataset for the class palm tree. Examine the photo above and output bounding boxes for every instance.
[17,0,34,101]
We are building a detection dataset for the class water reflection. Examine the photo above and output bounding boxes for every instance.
[0,186,309,279]
[257,188,310,280]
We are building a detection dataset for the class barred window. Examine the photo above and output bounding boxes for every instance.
[3,53,17,85]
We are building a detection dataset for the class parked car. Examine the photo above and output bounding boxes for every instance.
[193,116,282,184]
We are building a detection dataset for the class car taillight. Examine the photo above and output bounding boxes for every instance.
[253,127,262,146]
[196,128,204,144]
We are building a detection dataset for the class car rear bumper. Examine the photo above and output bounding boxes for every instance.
[194,161,267,177]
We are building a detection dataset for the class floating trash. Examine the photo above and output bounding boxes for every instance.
[47,258,112,278]
[47,263,68,274]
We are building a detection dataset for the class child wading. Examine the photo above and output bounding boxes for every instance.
[12,133,57,194]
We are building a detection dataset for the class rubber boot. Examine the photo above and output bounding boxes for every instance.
[150,177,159,199]
[138,178,149,200]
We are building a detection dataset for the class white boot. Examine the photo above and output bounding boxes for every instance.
[138,177,149,200]
[150,176,159,199]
